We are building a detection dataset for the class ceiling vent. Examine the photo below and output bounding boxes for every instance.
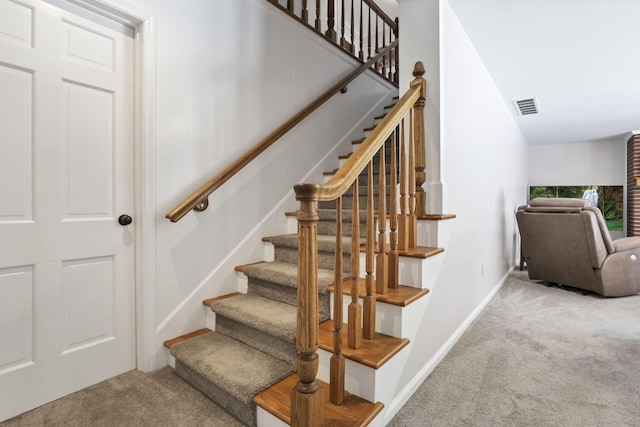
[513,98,539,116]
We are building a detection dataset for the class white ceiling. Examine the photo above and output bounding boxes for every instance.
[395,0,640,145]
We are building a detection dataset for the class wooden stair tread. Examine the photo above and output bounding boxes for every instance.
[253,373,384,427]
[328,279,429,307]
[318,320,409,369]
[234,261,265,272]
[360,244,444,259]
[163,328,212,349]
[418,213,456,220]
[202,292,242,308]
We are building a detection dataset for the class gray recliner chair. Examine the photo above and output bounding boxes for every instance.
[516,197,640,297]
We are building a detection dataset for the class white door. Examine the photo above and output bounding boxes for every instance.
[0,0,135,421]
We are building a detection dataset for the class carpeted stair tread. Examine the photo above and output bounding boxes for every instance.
[170,332,295,426]
[271,233,358,254]
[242,261,334,294]
[212,294,297,343]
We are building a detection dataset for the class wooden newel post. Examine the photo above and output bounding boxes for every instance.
[291,186,324,427]
[411,62,427,216]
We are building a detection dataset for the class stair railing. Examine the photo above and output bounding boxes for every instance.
[165,39,398,222]
[291,62,426,425]
[268,0,399,85]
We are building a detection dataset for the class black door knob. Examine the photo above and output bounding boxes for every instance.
[118,214,133,226]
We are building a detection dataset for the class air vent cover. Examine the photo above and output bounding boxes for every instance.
[513,98,539,116]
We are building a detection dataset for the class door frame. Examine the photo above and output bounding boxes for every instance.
[65,0,158,372]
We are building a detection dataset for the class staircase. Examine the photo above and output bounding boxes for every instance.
[163,97,451,426]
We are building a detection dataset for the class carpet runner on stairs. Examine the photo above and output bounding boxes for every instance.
[168,102,397,427]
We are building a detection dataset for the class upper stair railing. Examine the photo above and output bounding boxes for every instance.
[290,62,427,427]
[269,0,399,85]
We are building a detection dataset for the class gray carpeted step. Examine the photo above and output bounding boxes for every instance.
[242,261,334,294]
[171,332,294,427]
[247,277,331,321]
[212,294,297,344]
[271,233,356,272]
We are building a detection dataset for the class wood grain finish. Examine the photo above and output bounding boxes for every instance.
[292,199,323,426]
[331,197,345,405]
[363,160,376,340]
[319,320,409,369]
[329,279,430,307]
[253,373,384,427]
[291,62,427,420]
[162,328,212,349]
[202,292,242,308]
[348,181,363,349]
[411,63,427,216]
[360,243,444,259]
[388,128,399,289]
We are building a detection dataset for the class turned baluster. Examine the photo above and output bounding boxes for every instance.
[302,0,308,23]
[381,22,386,75]
[388,128,399,289]
[291,196,323,427]
[376,144,388,294]
[394,18,399,83]
[287,0,294,12]
[375,17,380,71]
[340,0,346,49]
[326,0,337,41]
[348,181,363,349]
[363,160,376,340]
[367,6,371,59]
[412,63,427,216]
[315,0,321,31]
[359,0,364,60]
[350,0,355,54]
[397,118,409,251]
[330,197,345,405]
[408,108,418,249]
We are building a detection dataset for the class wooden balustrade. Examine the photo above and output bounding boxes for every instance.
[292,62,427,424]
[267,0,398,85]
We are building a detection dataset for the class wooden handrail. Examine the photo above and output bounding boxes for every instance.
[294,78,419,202]
[363,0,396,31]
[165,39,399,223]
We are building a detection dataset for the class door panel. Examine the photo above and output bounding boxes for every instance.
[0,0,135,421]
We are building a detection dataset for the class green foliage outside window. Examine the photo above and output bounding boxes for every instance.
[529,186,623,231]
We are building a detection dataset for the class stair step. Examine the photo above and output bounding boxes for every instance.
[170,331,295,427]
[318,320,409,369]
[242,261,334,294]
[163,328,212,349]
[253,373,384,427]
[269,233,356,272]
[211,293,297,344]
[361,244,445,259]
[203,292,242,307]
[328,279,430,307]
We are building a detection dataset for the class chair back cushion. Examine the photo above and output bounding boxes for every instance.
[516,198,613,289]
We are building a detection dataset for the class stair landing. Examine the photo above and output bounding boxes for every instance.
[253,373,383,427]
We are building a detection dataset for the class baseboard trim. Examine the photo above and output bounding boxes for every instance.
[384,266,515,423]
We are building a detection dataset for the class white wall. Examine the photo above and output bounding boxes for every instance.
[392,0,528,418]
[127,0,396,367]
[528,137,626,186]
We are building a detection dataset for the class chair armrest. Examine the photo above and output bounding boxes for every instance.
[613,237,640,253]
